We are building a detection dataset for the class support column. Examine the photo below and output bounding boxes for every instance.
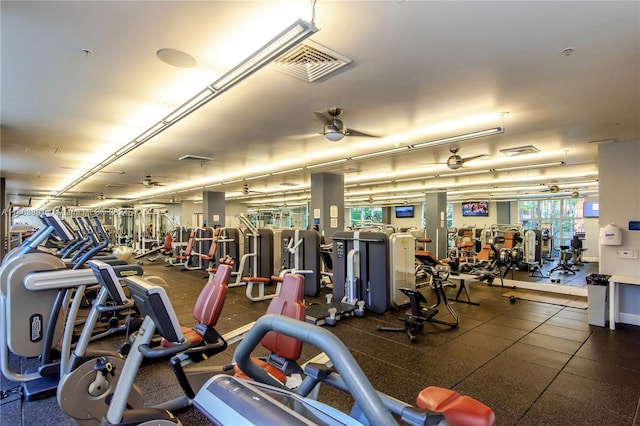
[381,206,392,225]
[0,177,6,260]
[424,192,447,260]
[310,172,344,240]
[496,201,511,224]
[202,191,225,228]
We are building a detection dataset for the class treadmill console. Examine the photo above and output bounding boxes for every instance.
[125,276,183,344]
[194,375,361,426]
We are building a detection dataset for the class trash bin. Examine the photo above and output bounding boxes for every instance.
[586,274,610,327]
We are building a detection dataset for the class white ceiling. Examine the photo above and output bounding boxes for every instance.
[2,1,639,210]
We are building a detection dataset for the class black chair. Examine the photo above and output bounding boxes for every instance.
[548,245,576,275]
[570,235,587,265]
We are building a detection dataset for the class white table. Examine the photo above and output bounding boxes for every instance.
[608,274,640,330]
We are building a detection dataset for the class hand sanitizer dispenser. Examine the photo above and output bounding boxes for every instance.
[600,223,622,246]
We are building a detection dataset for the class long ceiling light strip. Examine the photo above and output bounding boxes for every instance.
[490,161,564,173]
[95,121,504,206]
[349,146,412,161]
[305,158,349,170]
[344,161,565,188]
[303,126,504,171]
[411,126,504,149]
[49,19,317,203]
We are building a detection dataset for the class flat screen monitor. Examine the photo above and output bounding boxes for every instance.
[583,201,599,218]
[395,206,414,218]
[462,201,489,217]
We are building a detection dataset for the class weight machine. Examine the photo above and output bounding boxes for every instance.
[231,213,276,302]
[278,229,321,297]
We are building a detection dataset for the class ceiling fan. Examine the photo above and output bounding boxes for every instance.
[541,180,560,193]
[95,191,121,201]
[314,108,379,142]
[142,175,164,188]
[445,147,485,170]
[239,183,262,196]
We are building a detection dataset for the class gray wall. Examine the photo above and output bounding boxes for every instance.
[599,140,640,326]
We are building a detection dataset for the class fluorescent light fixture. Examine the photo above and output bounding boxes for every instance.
[134,121,166,143]
[212,19,317,91]
[349,146,411,161]
[245,174,272,180]
[115,142,137,157]
[222,179,244,185]
[305,158,349,170]
[434,169,488,178]
[164,89,215,123]
[52,18,317,202]
[490,161,564,173]
[411,127,504,149]
[272,167,304,176]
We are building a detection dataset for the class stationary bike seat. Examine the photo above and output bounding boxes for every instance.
[417,386,495,426]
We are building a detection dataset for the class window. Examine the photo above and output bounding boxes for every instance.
[349,206,382,227]
[519,201,538,230]
[518,198,587,249]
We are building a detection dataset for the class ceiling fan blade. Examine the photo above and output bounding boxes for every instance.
[460,154,486,164]
[286,132,322,140]
[344,128,380,138]
[314,111,330,125]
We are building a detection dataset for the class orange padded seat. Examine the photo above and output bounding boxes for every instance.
[161,264,231,347]
[475,244,492,261]
[417,386,495,426]
[234,273,305,383]
[460,240,475,250]
[415,250,444,266]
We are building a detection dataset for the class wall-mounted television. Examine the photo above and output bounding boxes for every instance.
[462,201,489,217]
[583,201,599,218]
[395,205,415,218]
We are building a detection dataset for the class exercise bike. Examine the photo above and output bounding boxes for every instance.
[57,262,233,425]
[377,264,458,343]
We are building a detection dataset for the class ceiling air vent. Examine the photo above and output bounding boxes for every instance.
[178,154,214,162]
[273,40,352,83]
[499,145,540,156]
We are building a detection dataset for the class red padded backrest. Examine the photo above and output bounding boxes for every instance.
[208,228,221,257]
[261,273,305,361]
[162,232,173,250]
[184,229,196,255]
[192,264,231,326]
